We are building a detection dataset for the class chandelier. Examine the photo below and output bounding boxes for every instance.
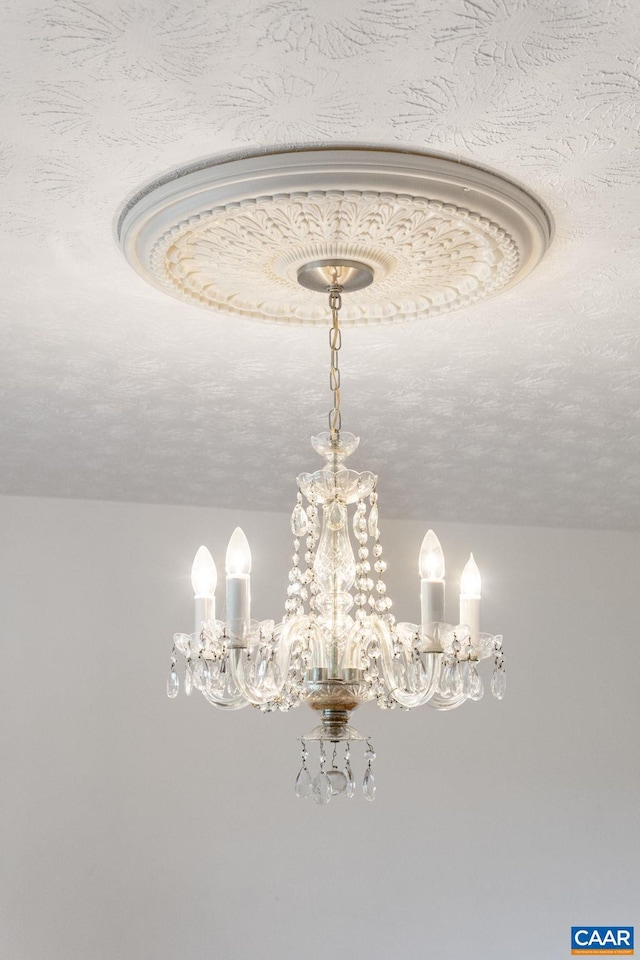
[118,147,551,805]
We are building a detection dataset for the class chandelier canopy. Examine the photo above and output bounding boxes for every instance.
[118,148,551,804]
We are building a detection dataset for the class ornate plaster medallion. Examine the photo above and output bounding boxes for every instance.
[118,148,552,325]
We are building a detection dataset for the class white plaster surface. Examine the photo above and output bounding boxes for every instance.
[1,494,638,960]
[1,0,640,528]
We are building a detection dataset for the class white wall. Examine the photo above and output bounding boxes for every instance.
[1,494,638,960]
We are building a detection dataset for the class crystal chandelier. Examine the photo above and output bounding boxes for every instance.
[166,263,505,804]
[118,148,551,805]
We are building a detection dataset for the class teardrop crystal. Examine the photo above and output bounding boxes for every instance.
[326,769,348,795]
[346,766,356,798]
[439,662,452,696]
[468,664,484,701]
[311,772,332,805]
[192,658,206,690]
[362,767,376,801]
[166,667,179,698]
[295,766,312,799]
[202,659,212,684]
[291,503,309,537]
[491,667,507,700]
[368,504,379,537]
[327,500,346,531]
[184,661,193,696]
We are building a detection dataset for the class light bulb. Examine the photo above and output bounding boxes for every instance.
[191,546,217,598]
[460,553,481,598]
[419,529,445,581]
[225,527,252,575]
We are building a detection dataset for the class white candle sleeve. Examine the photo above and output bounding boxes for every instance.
[459,596,480,645]
[226,575,250,643]
[191,545,217,636]
[459,553,481,645]
[194,597,214,636]
[421,579,445,627]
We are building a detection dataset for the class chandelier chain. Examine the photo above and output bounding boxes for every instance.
[328,283,343,443]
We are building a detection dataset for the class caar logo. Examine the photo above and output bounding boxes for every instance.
[572,927,634,955]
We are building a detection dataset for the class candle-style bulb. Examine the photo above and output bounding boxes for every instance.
[191,546,217,598]
[225,527,252,575]
[460,553,481,598]
[419,529,445,581]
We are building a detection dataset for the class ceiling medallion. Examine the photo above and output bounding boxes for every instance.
[117,148,550,804]
[118,147,552,326]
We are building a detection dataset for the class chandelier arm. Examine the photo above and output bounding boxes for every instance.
[201,687,249,710]
[202,656,249,708]
[374,618,443,707]
[185,624,249,709]
[229,649,276,706]
[424,690,468,711]
[383,654,443,708]
[227,619,303,705]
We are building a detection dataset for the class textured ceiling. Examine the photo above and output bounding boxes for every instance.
[1,0,639,529]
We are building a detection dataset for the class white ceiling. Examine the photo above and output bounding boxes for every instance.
[2,0,640,529]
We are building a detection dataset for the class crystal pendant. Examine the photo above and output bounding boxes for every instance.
[166,667,179,698]
[327,500,346,531]
[439,662,452,696]
[291,503,309,537]
[192,658,206,690]
[326,769,348,795]
[461,661,472,696]
[368,504,379,536]
[346,767,356,798]
[362,767,376,801]
[491,668,506,699]
[295,767,312,799]
[352,508,366,538]
[468,664,484,700]
[202,659,212,684]
[184,661,193,696]
[173,634,191,656]
[311,773,332,805]
[190,634,204,657]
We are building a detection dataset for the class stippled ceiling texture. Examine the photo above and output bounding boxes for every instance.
[1,0,639,529]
